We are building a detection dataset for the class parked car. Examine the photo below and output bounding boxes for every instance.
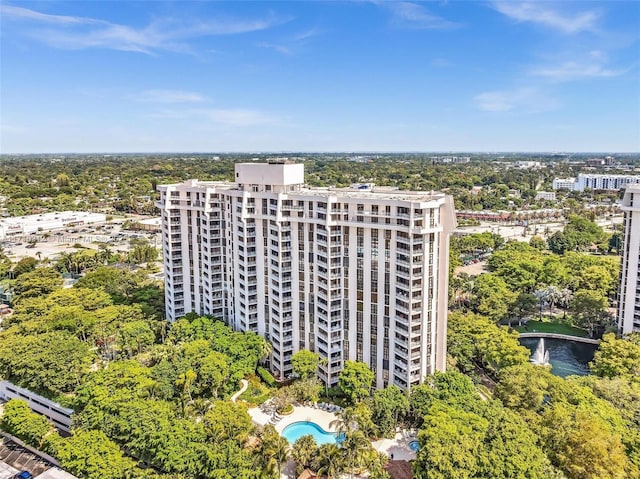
[14,472,33,479]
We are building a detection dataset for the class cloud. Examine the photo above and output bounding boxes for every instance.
[0,4,289,54]
[136,90,209,103]
[0,5,101,25]
[491,2,599,34]
[474,87,557,113]
[532,61,625,81]
[384,2,461,30]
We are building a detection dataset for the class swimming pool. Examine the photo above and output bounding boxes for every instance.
[408,440,420,452]
[281,421,339,445]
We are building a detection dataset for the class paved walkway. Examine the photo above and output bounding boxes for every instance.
[231,379,249,403]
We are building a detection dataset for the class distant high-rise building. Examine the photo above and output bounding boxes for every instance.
[618,185,640,334]
[157,161,456,389]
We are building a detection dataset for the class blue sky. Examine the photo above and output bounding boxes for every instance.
[1,1,639,153]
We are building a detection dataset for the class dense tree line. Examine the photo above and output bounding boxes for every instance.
[451,228,620,336]
[0,154,623,217]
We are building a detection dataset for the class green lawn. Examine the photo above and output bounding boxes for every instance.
[515,320,588,338]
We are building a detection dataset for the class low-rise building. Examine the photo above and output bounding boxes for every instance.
[552,178,577,190]
[535,191,556,201]
[0,381,73,433]
[0,212,106,240]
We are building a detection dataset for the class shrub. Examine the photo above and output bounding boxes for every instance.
[257,366,277,387]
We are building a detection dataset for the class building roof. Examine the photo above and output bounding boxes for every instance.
[35,468,78,479]
[297,470,320,479]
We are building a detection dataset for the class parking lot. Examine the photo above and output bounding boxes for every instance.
[0,439,53,478]
[1,219,161,264]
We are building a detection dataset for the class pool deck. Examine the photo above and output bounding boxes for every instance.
[248,404,418,462]
[371,432,417,461]
[248,405,339,434]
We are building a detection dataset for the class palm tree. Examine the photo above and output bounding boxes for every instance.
[257,425,289,478]
[259,338,273,366]
[342,430,371,479]
[291,435,318,475]
[315,443,344,479]
[544,285,562,317]
[558,288,573,320]
[330,406,359,435]
[367,451,391,479]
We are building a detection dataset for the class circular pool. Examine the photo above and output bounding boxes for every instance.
[281,421,340,445]
[408,440,420,452]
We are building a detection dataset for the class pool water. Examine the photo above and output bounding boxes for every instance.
[408,440,420,452]
[281,421,340,445]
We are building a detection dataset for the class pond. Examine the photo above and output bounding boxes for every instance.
[519,337,598,377]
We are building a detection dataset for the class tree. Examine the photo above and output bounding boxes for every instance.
[342,430,372,478]
[447,312,529,375]
[495,363,558,411]
[370,385,409,438]
[529,235,546,250]
[202,401,254,444]
[314,443,345,479]
[413,402,548,479]
[51,430,138,479]
[338,361,374,403]
[12,267,62,301]
[128,239,158,264]
[540,404,632,479]
[571,289,610,337]
[256,425,289,478]
[0,399,53,448]
[510,292,537,325]
[590,333,640,380]
[291,349,319,379]
[471,274,517,321]
[291,435,318,475]
[0,331,94,396]
[11,256,38,277]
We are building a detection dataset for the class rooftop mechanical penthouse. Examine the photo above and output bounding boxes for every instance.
[157,161,456,389]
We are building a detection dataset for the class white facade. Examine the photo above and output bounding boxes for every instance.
[0,211,106,240]
[552,178,577,190]
[618,185,640,334]
[553,174,640,192]
[158,162,456,389]
[535,191,556,201]
[0,381,74,433]
[577,174,640,192]
[515,161,542,169]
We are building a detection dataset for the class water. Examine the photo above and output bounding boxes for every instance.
[281,421,340,445]
[520,337,598,377]
[530,338,550,366]
[408,440,420,452]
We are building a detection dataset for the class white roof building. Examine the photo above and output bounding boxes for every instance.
[0,211,106,240]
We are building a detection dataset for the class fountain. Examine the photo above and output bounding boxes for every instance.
[530,338,550,366]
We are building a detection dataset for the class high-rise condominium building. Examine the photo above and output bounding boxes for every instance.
[157,161,456,389]
[618,185,640,334]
